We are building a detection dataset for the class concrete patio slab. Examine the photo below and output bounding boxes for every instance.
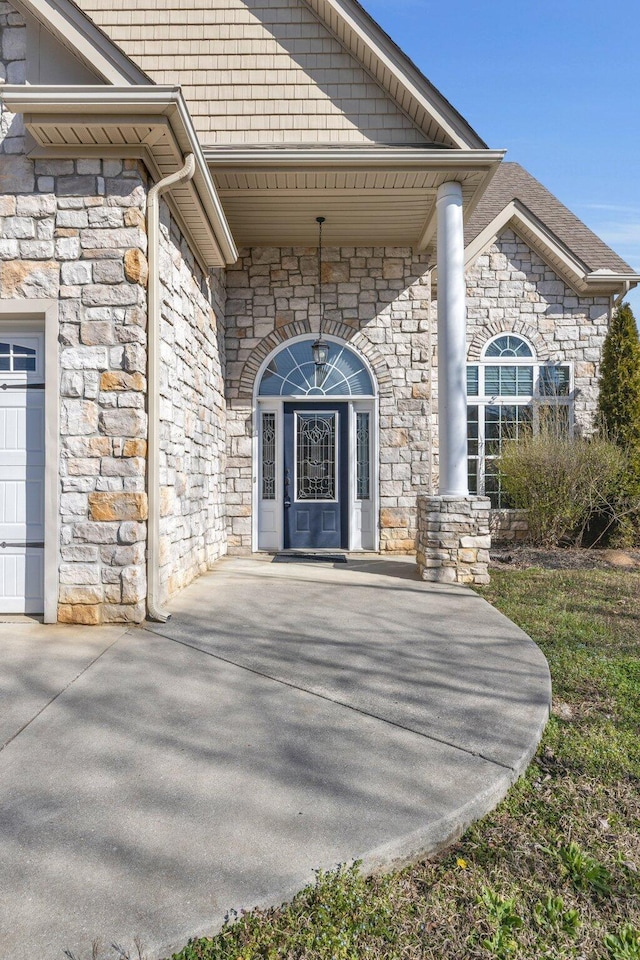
[0,556,550,960]
[147,556,550,772]
[0,622,128,750]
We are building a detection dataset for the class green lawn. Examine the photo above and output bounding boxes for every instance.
[168,567,640,960]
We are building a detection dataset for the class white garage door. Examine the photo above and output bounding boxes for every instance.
[0,334,45,614]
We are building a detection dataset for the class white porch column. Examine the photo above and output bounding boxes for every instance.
[436,180,468,496]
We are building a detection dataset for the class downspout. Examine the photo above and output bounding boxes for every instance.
[613,280,631,312]
[146,153,196,622]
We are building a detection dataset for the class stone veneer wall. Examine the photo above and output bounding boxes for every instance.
[1,2,229,620]
[464,228,610,431]
[224,246,433,553]
[490,509,529,543]
[157,203,227,601]
[416,495,491,585]
[1,5,151,623]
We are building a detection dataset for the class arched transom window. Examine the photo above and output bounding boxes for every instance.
[258,338,374,397]
[467,334,572,507]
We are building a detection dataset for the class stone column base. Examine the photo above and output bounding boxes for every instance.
[416,495,491,585]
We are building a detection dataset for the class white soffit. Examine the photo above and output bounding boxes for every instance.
[1,86,237,268]
[463,201,640,296]
[13,0,150,85]
[207,149,504,248]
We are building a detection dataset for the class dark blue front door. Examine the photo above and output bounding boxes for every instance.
[284,402,349,549]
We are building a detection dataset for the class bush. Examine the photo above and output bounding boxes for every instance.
[598,303,640,470]
[498,431,627,546]
[597,302,640,543]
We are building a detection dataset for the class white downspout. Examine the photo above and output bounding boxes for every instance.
[146,153,196,622]
[613,280,631,312]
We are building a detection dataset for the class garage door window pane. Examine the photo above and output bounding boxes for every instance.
[14,346,37,372]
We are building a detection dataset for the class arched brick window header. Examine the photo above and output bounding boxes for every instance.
[239,320,393,400]
[468,319,551,362]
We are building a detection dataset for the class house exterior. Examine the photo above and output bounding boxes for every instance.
[0,0,637,624]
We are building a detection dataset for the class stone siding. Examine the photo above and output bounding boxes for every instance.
[0,160,150,622]
[157,205,227,601]
[465,228,610,431]
[224,245,433,553]
[416,495,491,585]
[490,509,529,543]
[1,4,151,623]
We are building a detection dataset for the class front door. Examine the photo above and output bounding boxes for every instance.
[283,402,349,549]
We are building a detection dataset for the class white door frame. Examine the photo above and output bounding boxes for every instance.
[251,334,379,553]
[0,300,59,622]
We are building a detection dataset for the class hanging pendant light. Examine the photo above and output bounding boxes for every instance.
[312,216,329,370]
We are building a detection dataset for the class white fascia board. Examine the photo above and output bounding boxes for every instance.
[305,0,486,150]
[2,85,238,265]
[585,273,640,293]
[13,0,149,85]
[204,147,506,168]
[2,84,183,115]
[169,91,238,265]
[585,272,640,284]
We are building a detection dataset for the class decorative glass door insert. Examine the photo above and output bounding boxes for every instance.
[296,412,337,501]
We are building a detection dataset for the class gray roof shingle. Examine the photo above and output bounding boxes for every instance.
[465,162,636,276]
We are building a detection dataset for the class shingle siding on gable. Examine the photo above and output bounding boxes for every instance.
[74,0,429,145]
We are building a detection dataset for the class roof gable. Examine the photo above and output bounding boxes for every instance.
[13,0,149,84]
[23,8,103,84]
[463,163,639,295]
[72,0,484,149]
[305,0,485,149]
[466,163,635,276]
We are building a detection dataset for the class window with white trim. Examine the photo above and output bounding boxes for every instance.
[467,334,572,508]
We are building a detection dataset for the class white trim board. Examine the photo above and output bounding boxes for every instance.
[458,201,640,296]
[252,334,379,554]
[0,300,59,623]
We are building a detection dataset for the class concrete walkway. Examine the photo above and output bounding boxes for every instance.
[0,556,550,960]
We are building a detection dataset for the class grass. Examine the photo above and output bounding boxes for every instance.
[165,567,640,960]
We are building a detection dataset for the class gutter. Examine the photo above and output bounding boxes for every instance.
[146,153,196,623]
[0,85,238,267]
[614,280,632,307]
[204,147,506,168]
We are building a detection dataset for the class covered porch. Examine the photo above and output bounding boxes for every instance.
[209,147,503,574]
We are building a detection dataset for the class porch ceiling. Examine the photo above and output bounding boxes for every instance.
[207,148,505,250]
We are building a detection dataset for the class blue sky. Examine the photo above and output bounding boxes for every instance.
[360,0,640,316]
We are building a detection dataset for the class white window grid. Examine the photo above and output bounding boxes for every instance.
[467,337,573,507]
